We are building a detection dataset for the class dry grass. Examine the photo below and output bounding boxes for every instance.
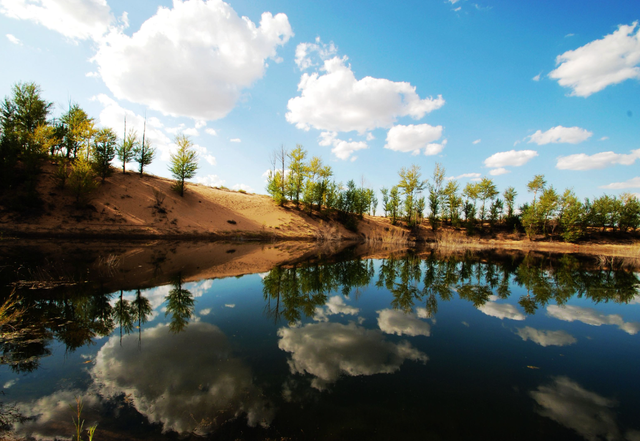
[365,227,411,245]
[434,230,478,249]
[0,291,25,329]
[314,222,342,242]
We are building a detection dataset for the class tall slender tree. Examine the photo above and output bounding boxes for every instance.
[169,134,198,196]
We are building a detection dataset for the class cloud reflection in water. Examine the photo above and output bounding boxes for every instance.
[92,322,273,435]
[278,322,428,390]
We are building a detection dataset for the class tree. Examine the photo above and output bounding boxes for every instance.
[169,134,198,197]
[428,163,445,230]
[68,156,99,205]
[387,186,401,225]
[462,182,480,222]
[381,187,389,217]
[503,186,517,225]
[92,127,117,182]
[117,124,137,174]
[60,103,94,159]
[619,193,640,232]
[1,82,53,189]
[559,189,584,242]
[0,82,52,152]
[134,118,155,176]
[287,145,307,206]
[398,165,426,226]
[477,177,498,224]
[443,180,461,226]
[527,174,546,207]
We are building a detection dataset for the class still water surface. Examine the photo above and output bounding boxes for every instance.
[1,244,639,440]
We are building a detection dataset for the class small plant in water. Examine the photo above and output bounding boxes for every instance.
[70,396,98,441]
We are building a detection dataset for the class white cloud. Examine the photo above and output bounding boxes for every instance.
[532,73,541,81]
[446,172,481,181]
[313,296,359,322]
[182,127,199,137]
[93,94,175,161]
[278,322,428,390]
[377,309,431,337]
[384,124,444,155]
[286,55,444,134]
[531,377,622,441]
[197,174,226,187]
[599,136,609,141]
[547,305,640,335]
[556,149,640,170]
[484,150,538,168]
[85,71,99,77]
[478,302,526,321]
[224,303,235,308]
[205,128,218,136]
[489,167,510,176]
[528,126,592,145]
[516,327,577,347]
[600,177,640,189]
[195,120,206,129]
[425,139,447,156]
[319,131,368,160]
[191,144,215,165]
[94,0,293,120]
[6,33,21,45]
[549,22,640,97]
[366,133,375,141]
[230,138,241,143]
[294,37,337,70]
[447,0,460,4]
[232,183,253,192]
[0,0,115,41]
[473,139,481,145]
[92,323,273,434]
[199,308,211,316]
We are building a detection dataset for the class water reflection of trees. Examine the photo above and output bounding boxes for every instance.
[261,252,639,323]
[263,259,375,324]
[0,286,154,373]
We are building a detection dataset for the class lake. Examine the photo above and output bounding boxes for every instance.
[1,241,639,440]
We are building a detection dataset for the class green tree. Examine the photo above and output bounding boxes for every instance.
[165,274,195,334]
[443,180,461,226]
[169,134,198,197]
[477,177,498,224]
[462,182,480,222]
[68,156,99,205]
[428,163,445,230]
[398,165,427,226]
[619,193,640,232]
[287,145,307,206]
[503,186,518,225]
[0,82,52,153]
[134,119,155,176]
[92,127,117,182]
[117,127,138,174]
[559,189,584,242]
[387,186,401,225]
[380,187,389,217]
[61,104,94,159]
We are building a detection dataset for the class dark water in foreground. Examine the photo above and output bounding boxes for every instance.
[1,244,639,441]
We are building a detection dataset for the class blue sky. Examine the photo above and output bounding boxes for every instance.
[1,0,639,207]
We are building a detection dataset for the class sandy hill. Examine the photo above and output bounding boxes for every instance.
[0,162,409,242]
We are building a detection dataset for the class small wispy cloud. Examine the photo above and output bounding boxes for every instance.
[473,139,481,145]
[6,34,22,45]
